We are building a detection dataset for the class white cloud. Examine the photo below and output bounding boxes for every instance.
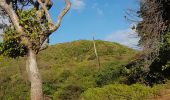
[72,0,85,10]
[105,29,140,49]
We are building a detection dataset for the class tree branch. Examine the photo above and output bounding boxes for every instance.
[0,0,30,47]
[37,0,53,28]
[38,0,71,48]
[50,0,71,32]
[0,1,22,34]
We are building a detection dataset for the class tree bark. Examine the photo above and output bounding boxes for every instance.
[27,49,43,100]
[93,36,100,69]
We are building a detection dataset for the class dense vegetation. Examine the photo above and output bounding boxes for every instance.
[1,40,170,100]
[124,0,170,86]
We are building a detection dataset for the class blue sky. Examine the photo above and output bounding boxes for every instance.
[49,0,140,48]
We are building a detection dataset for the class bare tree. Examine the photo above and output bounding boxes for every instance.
[93,36,100,69]
[0,0,71,99]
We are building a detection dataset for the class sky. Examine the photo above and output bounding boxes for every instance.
[0,0,140,48]
[49,0,140,49]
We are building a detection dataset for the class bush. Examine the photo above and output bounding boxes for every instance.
[53,84,84,100]
[80,84,159,100]
[95,62,128,87]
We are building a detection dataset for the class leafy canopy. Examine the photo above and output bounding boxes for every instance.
[0,9,47,58]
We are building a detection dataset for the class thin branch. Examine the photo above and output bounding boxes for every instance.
[44,0,53,9]
[50,0,71,32]
[38,0,71,47]
[124,16,141,23]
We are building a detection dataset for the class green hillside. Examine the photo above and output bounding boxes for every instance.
[1,40,165,100]
[0,40,135,99]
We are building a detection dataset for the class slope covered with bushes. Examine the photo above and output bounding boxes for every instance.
[1,40,166,100]
[0,40,136,99]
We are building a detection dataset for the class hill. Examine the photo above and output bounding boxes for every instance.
[0,40,145,100]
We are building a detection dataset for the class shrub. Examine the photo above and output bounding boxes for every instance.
[95,62,128,87]
[80,84,157,100]
[54,84,84,100]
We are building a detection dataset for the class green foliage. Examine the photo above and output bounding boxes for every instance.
[80,84,163,100]
[1,40,170,99]
[0,40,137,100]
[54,85,84,100]
[0,8,47,58]
[163,32,170,50]
[127,59,166,86]
[17,9,47,40]
[0,28,27,58]
[43,82,57,96]
[95,62,128,87]
[126,32,170,85]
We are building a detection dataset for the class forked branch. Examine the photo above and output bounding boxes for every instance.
[50,0,71,33]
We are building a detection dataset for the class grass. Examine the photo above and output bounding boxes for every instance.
[2,40,167,100]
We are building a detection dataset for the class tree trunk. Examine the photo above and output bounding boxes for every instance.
[27,49,43,100]
[93,36,100,69]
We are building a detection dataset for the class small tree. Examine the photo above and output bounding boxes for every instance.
[0,0,71,100]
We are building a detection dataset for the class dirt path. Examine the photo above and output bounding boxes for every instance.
[152,90,170,100]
